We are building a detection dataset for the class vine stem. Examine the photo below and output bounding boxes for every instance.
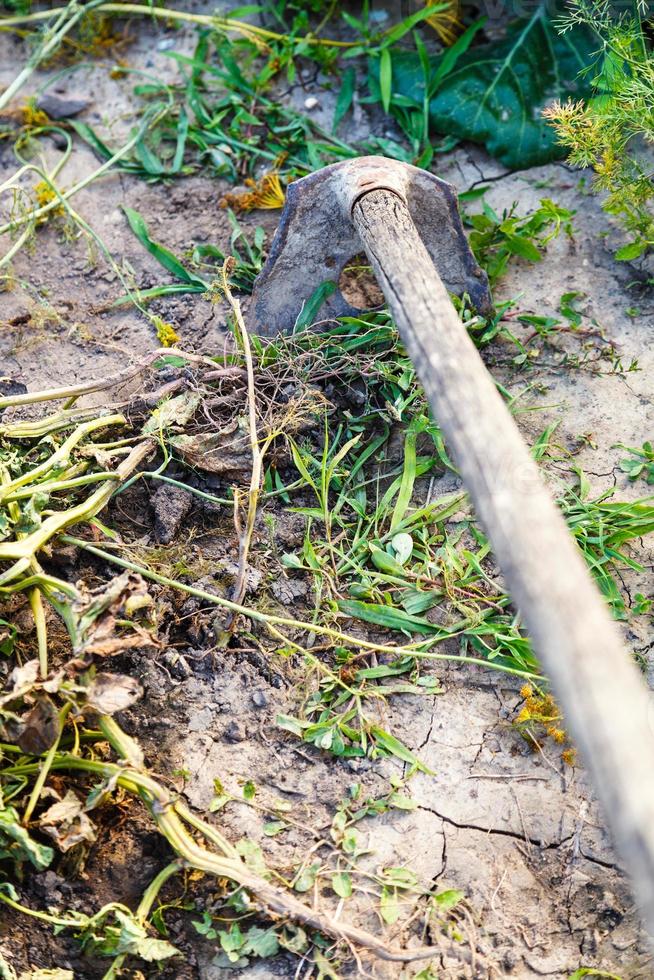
[0,105,165,239]
[0,3,357,48]
[60,535,540,682]
[1,753,471,964]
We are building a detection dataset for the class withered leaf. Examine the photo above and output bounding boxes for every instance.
[0,659,39,708]
[39,790,96,852]
[170,420,251,478]
[85,771,120,811]
[142,390,202,435]
[18,695,60,755]
[72,572,154,657]
[85,673,143,714]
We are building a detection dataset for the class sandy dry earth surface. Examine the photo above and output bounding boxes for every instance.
[1,4,654,979]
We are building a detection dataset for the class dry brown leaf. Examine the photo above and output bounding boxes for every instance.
[85,672,143,714]
[17,695,60,754]
[170,420,251,477]
[39,789,96,852]
[72,572,155,657]
[0,659,39,708]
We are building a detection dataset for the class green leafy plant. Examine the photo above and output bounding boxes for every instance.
[462,193,576,287]
[616,440,654,483]
[381,6,595,167]
[545,0,654,259]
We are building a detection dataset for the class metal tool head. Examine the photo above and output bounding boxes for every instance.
[250,156,492,336]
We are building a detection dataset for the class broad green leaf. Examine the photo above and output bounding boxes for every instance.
[368,544,407,578]
[615,241,646,261]
[355,662,412,680]
[391,532,414,565]
[220,923,245,962]
[294,862,320,892]
[380,885,403,924]
[390,428,417,531]
[295,280,338,330]
[337,598,440,635]
[388,792,417,810]
[263,820,287,836]
[276,713,308,737]
[0,807,53,870]
[243,926,279,958]
[331,872,352,898]
[0,618,17,657]
[333,66,356,131]
[504,234,542,262]
[387,9,595,168]
[433,888,464,911]
[153,354,189,369]
[113,909,180,961]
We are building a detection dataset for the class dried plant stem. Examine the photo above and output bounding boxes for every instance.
[0,351,238,411]
[0,0,106,113]
[0,3,356,49]
[222,268,274,622]
[0,108,163,241]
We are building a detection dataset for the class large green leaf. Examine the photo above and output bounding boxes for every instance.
[390,7,595,168]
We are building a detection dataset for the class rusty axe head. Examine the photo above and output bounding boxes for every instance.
[249,156,492,336]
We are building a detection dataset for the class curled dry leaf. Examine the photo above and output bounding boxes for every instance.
[17,695,60,755]
[141,390,202,435]
[85,672,143,714]
[72,572,154,657]
[41,670,65,694]
[85,771,120,811]
[0,659,39,708]
[39,790,97,852]
[170,420,252,478]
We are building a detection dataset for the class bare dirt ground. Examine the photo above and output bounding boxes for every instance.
[1,4,654,979]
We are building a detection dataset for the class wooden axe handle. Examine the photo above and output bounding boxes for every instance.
[353,188,654,934]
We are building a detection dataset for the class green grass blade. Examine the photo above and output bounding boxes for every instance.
[123,207,206,287]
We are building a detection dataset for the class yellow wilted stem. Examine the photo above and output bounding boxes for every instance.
[424,0,462,46]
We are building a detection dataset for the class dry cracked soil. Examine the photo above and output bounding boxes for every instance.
[1,3,654,979]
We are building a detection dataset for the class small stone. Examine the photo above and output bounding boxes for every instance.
[37,93,89,119]
[224,720,246,742]
[502,950,518,971]
[304,96,319,110]
[252,690,267,708]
